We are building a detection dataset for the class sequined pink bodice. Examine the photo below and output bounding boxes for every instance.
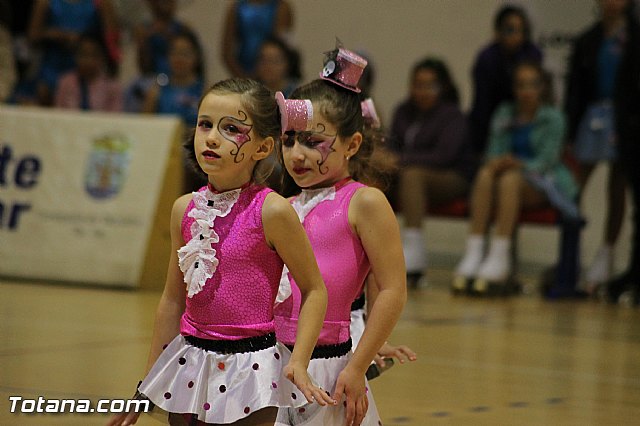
[275,182,370,346]
[179,185,284,340]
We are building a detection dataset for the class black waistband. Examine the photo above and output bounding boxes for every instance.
[286,338,352,359]
[184,333,276,354]
[350,293,365,311]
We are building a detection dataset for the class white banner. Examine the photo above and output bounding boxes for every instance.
[0,106,181,286]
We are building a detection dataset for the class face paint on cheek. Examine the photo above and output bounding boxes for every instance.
[217,111,253,162]
[299,123,337,167]
[313,138,336,172]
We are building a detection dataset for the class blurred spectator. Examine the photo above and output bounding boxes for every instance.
[6,0,39,105]
[142,30,204,127]
[221,0,293,78]
[142,30,206,193]
[135,0,191,76]
[0,0,16,102]
[454,61,578,293]
[255,35,301,96]
[27,0,119,106]
[124,0,193,113]
[389,58,476,284]
[54,32,122,112]
[584,0,640,305]
[565,0,632,294]
[468,4,542,155]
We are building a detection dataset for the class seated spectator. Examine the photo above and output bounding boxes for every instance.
[221,0,293,77]
[142,30,205,192]
[255,35,301,97]
[27,0,119,106]
[54,32,122,111]
[454,61,578,293]
[389,58,476,285]
[468,4,542,155]
[142,30,204,127]
[124,0,193,113]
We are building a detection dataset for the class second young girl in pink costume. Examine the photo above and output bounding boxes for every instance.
[107,78,334,426]
[273,47,408,426]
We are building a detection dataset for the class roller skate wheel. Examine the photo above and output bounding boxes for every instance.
[452,275,467,292]
[473,278,489,293]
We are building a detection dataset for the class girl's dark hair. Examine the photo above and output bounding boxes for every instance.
[280,79,397,197]
[260,35,302,80]
[357,51,375,99]
[412,57,460,105]
[513,60,555,105]
[183,78,281,186]
[171,29,206,80]
[494,4,532,41]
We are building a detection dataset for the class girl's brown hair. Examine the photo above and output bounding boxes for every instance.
[280,79,397,197]
[184,78,281,186]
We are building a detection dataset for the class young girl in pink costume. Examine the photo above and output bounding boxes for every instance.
[108,78,334,426]
[273,47,408,426]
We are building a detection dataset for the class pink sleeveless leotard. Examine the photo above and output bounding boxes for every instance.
[179,184,284,340]
[275,181,370,346]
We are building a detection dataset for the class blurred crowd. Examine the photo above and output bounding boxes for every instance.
[1,0,639,302]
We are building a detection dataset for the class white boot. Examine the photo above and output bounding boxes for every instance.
[476,236,511,282]
[455,235,485,278]
[402,228,427,274]
[585,245,613,287]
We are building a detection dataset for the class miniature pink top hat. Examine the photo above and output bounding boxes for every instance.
[319,47,368,93]
[275,91,313,134]
[361,98,381,129]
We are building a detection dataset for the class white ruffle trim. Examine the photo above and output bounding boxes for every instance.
[139,335,308,424]
[178,188,241,298]
[275,187,337,306]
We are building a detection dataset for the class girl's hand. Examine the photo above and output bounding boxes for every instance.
[284,361,337,406]
[106,411,141,426]
[374,342,417,366]
[332,366,369,426]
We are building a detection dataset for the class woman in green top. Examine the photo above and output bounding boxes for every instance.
[454,61,578,293]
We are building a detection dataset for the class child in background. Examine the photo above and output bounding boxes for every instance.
[54,32,122,112]
[274,46,408,426]
[28,0,119,105]
[124,0,194,113]
[142,30,204,129]
[108,78,333,426]
[255,35,301,97]
[142,30,206,193]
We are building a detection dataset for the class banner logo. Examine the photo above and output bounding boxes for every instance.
[85,134,132,199]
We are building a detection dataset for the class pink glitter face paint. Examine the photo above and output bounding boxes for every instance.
[217,111,253,162]
[283,123,337,174]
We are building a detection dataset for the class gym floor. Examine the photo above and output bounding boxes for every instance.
[1,268,639,425]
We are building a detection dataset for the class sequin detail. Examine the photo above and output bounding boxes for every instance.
[177,188,241,298]
[276,91,313,133]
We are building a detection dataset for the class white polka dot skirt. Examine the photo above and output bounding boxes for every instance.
[139,335,307,424]
[275,353,382,425]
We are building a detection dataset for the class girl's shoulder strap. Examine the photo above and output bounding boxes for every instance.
[339,180,367,198]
